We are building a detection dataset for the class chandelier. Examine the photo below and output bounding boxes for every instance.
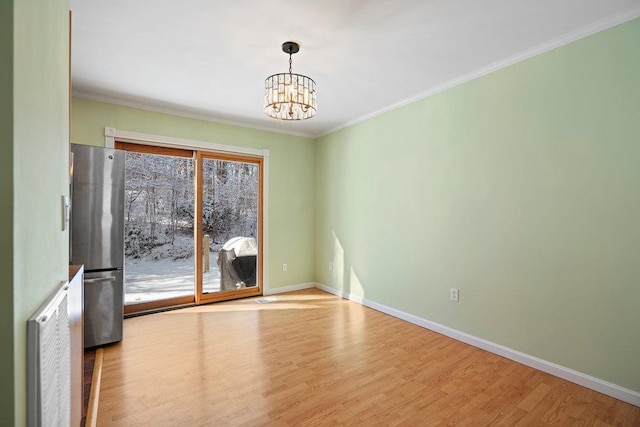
[264,41,317,120]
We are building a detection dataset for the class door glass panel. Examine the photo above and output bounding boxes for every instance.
[123,151,195,305]
[201,158,259,294]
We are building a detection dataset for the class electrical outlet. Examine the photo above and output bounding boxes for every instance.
[282,263,287,272]
[329,262,333,271]
[450,288,459,302]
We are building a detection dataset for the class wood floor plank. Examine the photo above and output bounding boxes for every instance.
[97,289,639,426]
[85,348,103,427]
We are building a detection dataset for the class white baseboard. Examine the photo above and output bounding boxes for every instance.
[314,283,640,407]
[314,283,341,296]
[264,282,316,296]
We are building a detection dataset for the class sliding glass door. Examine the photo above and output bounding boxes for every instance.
[196,152,263,303]
[118,142,263,313]
[118,143,195,314]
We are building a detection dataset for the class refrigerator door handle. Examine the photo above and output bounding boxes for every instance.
[84,277,117,284]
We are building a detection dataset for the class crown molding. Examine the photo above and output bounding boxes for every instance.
[73,9,640,141]
[72,91,316,140]
[317,7,640,138]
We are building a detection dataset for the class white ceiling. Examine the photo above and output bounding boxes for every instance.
[70,0,640,138]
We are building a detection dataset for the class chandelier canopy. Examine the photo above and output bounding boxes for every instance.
[264,41,317,121]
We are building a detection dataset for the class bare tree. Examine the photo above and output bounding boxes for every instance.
[124,152,257,260]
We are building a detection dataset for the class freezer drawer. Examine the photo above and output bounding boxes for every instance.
[84,269,123,348]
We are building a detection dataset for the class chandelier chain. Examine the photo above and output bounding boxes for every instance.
[289,53,293,74]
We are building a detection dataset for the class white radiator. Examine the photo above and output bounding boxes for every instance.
[27,281,71,427]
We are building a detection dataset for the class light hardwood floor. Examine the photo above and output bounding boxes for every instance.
[97,289,639,426]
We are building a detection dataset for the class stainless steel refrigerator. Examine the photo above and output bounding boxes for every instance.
[70,143,125,348]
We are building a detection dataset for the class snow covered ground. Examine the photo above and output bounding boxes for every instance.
[124,253,221,304]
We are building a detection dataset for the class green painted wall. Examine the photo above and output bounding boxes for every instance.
[0,0,15,422]
[316,18,640,392]
[12,0,70,424]
[71,98,316,289]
